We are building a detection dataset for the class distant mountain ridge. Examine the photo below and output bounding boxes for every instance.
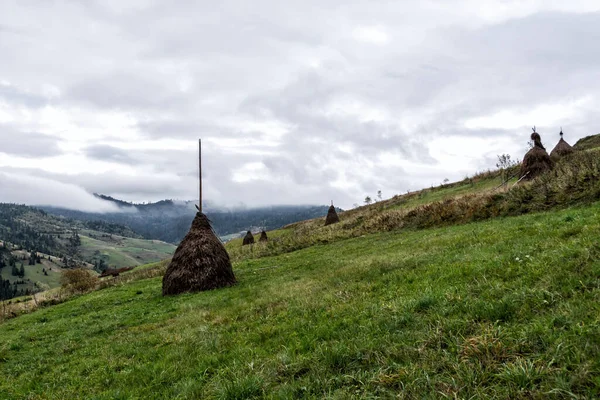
[41,197,340,244]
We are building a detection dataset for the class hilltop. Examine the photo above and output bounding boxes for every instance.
[1,138,600,397]
[573,132,600,151]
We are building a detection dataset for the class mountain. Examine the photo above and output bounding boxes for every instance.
[41,198,339,244]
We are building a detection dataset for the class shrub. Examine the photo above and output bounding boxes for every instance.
[60,269,98,294]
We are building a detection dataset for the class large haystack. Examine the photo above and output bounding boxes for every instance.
[242,231,255,246]
[324,203,340,226]
[162,212,236,295]
[259,230,268,242]
[520,130,554,180]
[550,129,574,160]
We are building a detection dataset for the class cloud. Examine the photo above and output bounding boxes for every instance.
[0,171,121,212]
[1,2,600,209]
[84,144,139,165]
[0,82,51,108]
[0,126,63,157]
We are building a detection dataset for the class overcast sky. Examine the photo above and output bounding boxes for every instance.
[1,0,599,211]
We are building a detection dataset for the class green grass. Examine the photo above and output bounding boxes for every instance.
[227,150,600,263]
[386,173,513,211]
[1,202,600,398]
[574,133,600,151]
[0,253,64,293]
[79,233,176,269]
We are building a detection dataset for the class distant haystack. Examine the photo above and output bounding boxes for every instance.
[520,128,554,180]
[324,203,340,226]
[259,230,268,242]
[550,129,574,161]
[162,212,236,295]
[242,231,255,246]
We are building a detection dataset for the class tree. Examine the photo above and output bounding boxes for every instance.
[377,190,382,201]
[496,154,518,184]
[364,196,372,205]
[18,264,25,278]
[60,269,98,294]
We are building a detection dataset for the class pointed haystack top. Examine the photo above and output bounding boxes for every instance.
[259,230,268,242]
[531,129,545,151]
[242,231,255,246]
[324,203,340,226]
[520,130,553,180]
[162,212,236,295]
[550,128,574,160]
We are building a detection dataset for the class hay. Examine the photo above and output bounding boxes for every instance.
[531,132,545,150]
[550,130,574,160]
[242,231,255,246]
[259,230,268,242]
[162,212,236,295]
[324,204,340,226]
[520,132,554,180]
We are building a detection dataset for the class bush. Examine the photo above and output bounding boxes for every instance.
[60,269,98,294]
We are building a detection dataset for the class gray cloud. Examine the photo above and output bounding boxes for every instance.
[84,144,138,165]
[0,83,51,108]
[0,127,63,157]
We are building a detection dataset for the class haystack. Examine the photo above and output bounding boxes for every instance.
[550,129,574,160]
[242,231,255,246]
[324,203,340,226]
[520,129,554,180]
[259,230,268,242]
[162,212,236,295]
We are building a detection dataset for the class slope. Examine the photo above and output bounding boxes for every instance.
[0,204,176,295]
[1,202,599,398]
[574,132,600,151]
[78,230,176,269]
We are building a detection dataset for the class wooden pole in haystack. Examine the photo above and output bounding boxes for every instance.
[198,139,202,213]
[162,139,236,296]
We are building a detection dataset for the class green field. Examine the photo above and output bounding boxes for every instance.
[78,232,176,270]
[0,249,76,292]
[1,201,599,398]
[0,233,175,293]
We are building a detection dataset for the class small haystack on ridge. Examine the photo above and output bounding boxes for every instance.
[162,212,236,295]
[324,202,340,226]
[259,230,268,242]
[550,128,574,160]
[520,127,554,180]
[242,231,255,246]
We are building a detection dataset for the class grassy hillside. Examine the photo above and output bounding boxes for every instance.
[1,202,600,398]
[78,231,176,270]
[228,149,600,263]
[1,146,600,398]
[0,204,176,295]
[574,133,600,151]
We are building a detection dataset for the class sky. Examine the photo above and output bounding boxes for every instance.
[1,0,600,211]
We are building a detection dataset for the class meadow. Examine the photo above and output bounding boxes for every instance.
[0,202,599,398]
